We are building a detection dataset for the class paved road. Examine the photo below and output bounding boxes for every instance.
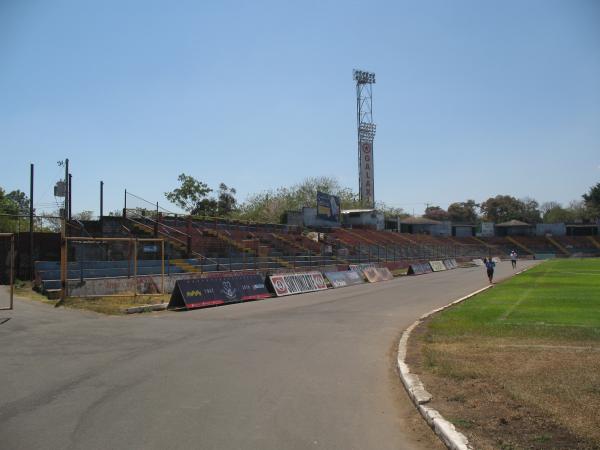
[0,261,536,450]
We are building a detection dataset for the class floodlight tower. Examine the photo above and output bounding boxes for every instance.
[353,69,376,208]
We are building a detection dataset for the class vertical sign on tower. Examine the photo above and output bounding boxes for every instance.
[353,69,376,208]
[360,141,374,206]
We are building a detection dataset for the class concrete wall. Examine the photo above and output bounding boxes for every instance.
[302,207,341,228]
[429,221,452,237]
[536,223,566,236]
[342,211,385,230]
[454,226,474,237]
[477,222,495,237]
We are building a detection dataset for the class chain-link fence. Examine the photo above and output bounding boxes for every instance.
[54,237,166,298]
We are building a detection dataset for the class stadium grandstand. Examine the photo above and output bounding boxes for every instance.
[13,203,596,298]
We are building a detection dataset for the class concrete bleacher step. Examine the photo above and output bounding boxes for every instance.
[170,259,201,273]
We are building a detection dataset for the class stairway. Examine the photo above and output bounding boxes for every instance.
[205,229,292,269]
[587,236,600,250]
[506,236,533,255]
[129,220,188,253]
[472,236,496,249]
[545,236,570,256]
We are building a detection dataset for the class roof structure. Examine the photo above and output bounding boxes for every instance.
[495,219,532,227]
[341,209,376,214]
[399,216,442,225]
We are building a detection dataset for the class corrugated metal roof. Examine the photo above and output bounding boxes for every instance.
[399,216,442,225]
[495,219,531,227]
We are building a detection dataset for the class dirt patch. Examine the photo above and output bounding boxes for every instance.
[387,336,446,449]
[407,318,600,449]
[13,282,169,315]
[59,294,170,315]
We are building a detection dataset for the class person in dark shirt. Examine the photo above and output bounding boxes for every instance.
[485,258,496,283]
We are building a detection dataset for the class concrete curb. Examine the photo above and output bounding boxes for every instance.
[397,264,537,449]
[125,303,168,314]
[397,286,491,450]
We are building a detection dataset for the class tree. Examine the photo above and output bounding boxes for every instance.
[447,200,479,223]
[540,201,574,223]
[519,197,542,224]
[193,198,218,216]
[0,187,32,232]
[423,205,449,221]
[582,182,600,219]
[5,190,29,214]
[376,202,409,219]
[567,200,595,222]
[217,183,237,216]
[480,195,541,223]
[234,176,362,223]
[0,188,30,216]
[72,211,94,221]
[165,174,212,214]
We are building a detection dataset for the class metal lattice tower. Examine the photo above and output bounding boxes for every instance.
[353,69,376,208]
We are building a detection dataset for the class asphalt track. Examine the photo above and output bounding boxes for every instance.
[0,261,536,450]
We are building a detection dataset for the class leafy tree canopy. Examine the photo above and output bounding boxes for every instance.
[164,174,212,214]
[480,195,541,224]
[234,176,363,223]
[582,182,600,219]
[165,175,238,217]
[447,200,479,223]
[423,205,449,221]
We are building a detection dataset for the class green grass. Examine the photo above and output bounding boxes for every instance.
[427,259,600,341]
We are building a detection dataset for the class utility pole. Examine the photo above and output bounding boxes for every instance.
[100,181,104,236]
[68,173,72,221]
[29,163,34,280]
[60,158,69,301]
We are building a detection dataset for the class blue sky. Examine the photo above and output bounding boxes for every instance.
[1,0,599,216]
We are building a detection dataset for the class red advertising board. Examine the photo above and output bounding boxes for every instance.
[269,272,328,297]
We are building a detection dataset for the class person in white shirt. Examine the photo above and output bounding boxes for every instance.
[510,250,518,269]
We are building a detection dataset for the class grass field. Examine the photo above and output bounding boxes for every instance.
[428,258,600,340]
[409,259,600,450]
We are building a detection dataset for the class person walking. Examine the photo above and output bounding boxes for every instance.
[510,250,518,269]
[485,258,496,284]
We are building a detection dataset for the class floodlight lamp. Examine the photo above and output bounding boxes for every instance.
[359,122,376,138]
[353,69,376,84]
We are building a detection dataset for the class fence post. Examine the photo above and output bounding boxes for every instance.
[161,239,165,294]
[133,238,138,297]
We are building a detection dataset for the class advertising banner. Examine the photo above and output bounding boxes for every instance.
[443,258,458,270]
[168,274,270,310]
[324,270,365,288]
[363,267,394,283]
[429,260,446,272]
[472,258,484,266]
[359,141,374,207]
[269,272,328,297]
[316,191,341,222]
[407,263,433,275]
[349,263,376,275]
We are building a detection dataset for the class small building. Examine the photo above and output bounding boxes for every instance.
[399,216,444,235]
[565,222,599,236]
[535,223,566,236]
[494,219,535,236]
[292,207,342,228]
[452,223,476,237]
[341,209,384,230]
